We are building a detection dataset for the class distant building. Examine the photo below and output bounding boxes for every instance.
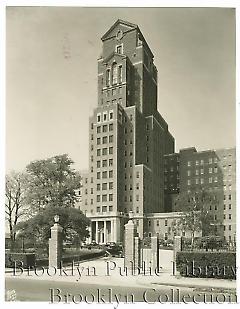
[164,147,236,242]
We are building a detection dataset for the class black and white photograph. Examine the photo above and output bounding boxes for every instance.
[3,2,238,304]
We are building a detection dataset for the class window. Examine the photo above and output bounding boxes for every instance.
[102,183,107,190]
[187,180,191,185]
[214,177,218,183]
[97,172,100,179]
[109,135,113,143]
[196,170,199,176]
[97,184,100,191]
[91,199,93,205]
[196,178,199,184]
[109,182,113,190]
[214,158,218,163]
[118,65,123,83]
[112,63,118,84]
[109,206,113,212]
[209,158,212,164]
[209,177,212,183]
[209,167,212,174]
[102,171,107,178]
[97,207,100,212]
[229,214,232,220]
[102,195,107,202]
[196,160,199,166]
[97,114,101,122]
[187,161,191,167]
[136,207,139,213]
[102,206,107,212]
[200,169,204,175]
[116,45,122,54]
[91,188,93,194]
[229,194,231,200]
[109,159,113,166]
[97,138,101,145]
[165,219,168,226]
[229,204,232,210]
[97,149,101,156]
[136,183,139,190]
[106,69,110,86]
[229,225,231,231]
[109,111,113,120]
[214,167,218,173]
[109,194,113,201]
[97,161,101,168]
[109,147,113,154]
[103,113,107,121]
[109,123,113,131]
[97,195,100,202]
[136,171,140,178]
[97,126,101,133]
[91,155,93,162]
[109,170,113,178]
[103,125,108,132]
[187,170,191,176]
[156,220,159,227]
[200,159,204,165]
[102,136,107,144]
[200,178,204,184]
[102,148,107,155]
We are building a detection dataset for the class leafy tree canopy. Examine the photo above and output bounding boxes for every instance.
[25,154,81,211]
[17,206,90,246]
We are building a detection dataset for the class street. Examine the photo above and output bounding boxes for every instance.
[5,277,237,303]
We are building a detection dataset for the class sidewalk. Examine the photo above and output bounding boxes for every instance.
[5,256,236,291]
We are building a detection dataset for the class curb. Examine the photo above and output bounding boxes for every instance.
[150,281,236,291]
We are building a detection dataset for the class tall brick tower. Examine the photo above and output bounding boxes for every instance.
[80,20,174,243]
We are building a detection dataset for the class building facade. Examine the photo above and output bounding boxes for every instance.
[79,20,174,243]
[164,147,236,242]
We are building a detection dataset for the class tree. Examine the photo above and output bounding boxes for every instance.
[5,171,29,243]
[25,154,81,212]
[172,189,220,249]
[17,206,90,248]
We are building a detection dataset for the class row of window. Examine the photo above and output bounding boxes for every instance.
[102,98,123,106]
[97,182,113,190]
[106,64,122,86]
[96,170,113,179]
[97,194,113,202]
[96,205,113,213]
[224,214,232,220]
[97,147,113,156]
[96,159,113,168]
[105,87,122,97]
[96,124,113,134]
[187,158,218,166]
[97,111,113,123]
[187,177,218,185]
[97,135,114,145]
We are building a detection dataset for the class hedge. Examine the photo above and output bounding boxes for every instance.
[5,253,36,268]
[6,250,105,268]
[176,251,236,279]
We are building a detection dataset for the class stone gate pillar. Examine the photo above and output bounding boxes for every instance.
[49,215,63,268]
[151,236,160,273]
[124,219,141,271]
[173,235,182,274]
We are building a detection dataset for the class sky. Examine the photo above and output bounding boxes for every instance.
[6,6,236,172]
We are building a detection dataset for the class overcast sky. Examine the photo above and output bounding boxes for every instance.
[6,7,235,172]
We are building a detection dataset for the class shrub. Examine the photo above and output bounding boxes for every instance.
[176,251,236,279]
